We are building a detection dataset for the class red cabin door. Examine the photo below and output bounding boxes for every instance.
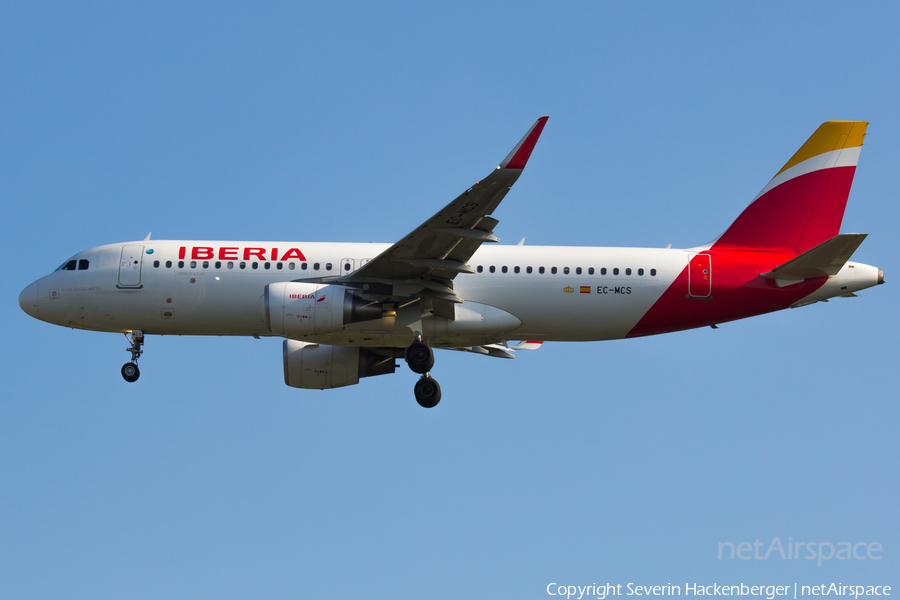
[688,254,712,298]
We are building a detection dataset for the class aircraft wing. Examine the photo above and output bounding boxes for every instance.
[443,340,544,358]
[341,117,548,286]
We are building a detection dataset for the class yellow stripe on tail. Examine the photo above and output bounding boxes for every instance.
[777,121,868,176]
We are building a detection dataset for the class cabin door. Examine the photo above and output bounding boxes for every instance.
[688,254,711,298]
[118,245,144,288]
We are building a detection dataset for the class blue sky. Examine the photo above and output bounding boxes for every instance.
[2,2,897,598]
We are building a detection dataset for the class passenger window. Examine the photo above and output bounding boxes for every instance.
[153,260,160,268]
[651,268,657,276]
[563,267,570,275]
[344,263,351,271]
[551,267,558,274]
[514,266,520,274]
[277,263,283,270]
[638,268,644,276]
[203,261,209,269]
[178,261,184,268]
[301,263,307,270]
[613,268,619,275]
[626,268,632,275]
[489,266,496,273]
[477,266,483,273]
[78,259,90,270]
[215,261,221,269]
[166,261,172,268]
[501,266,508,273]
[252,263,259,270]
[289,263,296,270]
[227,262,234,269]
[588,267,594,275]
[240,262,246,269]
[314,263,320,270]
[326,263,332,271]
[576,267,582,275]
[539,267,545,274]
[190,261,197,268]
[526,266,533,274]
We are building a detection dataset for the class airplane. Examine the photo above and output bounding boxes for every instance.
[18,117,884,408]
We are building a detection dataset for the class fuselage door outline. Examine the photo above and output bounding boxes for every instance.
[688,253,712,298]
[117,245,144,288]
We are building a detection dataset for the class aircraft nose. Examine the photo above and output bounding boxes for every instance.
[18,281,39,319]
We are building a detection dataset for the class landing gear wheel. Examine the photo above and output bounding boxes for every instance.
[414,376,441,408]
[406,341,434,374]
[122,330,144,383]
[121,362,140,383]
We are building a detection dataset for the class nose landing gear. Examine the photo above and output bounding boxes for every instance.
[407,337,441,408]
[122,330,144,383]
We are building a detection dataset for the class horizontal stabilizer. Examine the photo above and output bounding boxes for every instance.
[762,233,867,283]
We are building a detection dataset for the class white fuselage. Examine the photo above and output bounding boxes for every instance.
[19,239,881,348]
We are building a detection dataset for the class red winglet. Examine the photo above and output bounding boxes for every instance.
[500,116,549,170]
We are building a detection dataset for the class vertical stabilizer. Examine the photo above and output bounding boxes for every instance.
[713,121,867,254]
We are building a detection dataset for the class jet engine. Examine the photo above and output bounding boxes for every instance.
[283,340,396,389]
[262,282,381,338]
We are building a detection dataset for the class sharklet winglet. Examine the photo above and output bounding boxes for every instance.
[499,117,549,170]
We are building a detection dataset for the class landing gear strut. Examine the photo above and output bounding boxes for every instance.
[407,337,440,408]
[122,330,144,383]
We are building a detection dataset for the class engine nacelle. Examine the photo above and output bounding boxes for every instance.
[283,340,396,389]
[262,282,381,338]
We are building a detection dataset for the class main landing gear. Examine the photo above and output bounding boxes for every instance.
[121,330,144,383]
[406,338,441,408]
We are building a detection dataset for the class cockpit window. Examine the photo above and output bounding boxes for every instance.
[78,259,89,270]
[56,259,77,271]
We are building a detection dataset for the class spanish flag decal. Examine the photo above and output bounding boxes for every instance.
[580,286,591,294]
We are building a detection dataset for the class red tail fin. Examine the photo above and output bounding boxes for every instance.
[712,121,867,254]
